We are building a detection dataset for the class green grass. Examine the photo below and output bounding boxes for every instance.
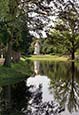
[11,60,32,75]
[0,60,32,86]
[21,55,68,62]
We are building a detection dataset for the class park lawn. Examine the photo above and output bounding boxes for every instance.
[0,60,32,86]
[11,60,32,75]
[21,55,68,61]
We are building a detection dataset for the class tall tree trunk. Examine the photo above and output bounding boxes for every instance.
[71,49,75,60]
[4,41,12,67]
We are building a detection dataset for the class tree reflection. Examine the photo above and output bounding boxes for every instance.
[68,62,79,113]
[24,60,79,114]
[0,80,63,115]
[50,62,79,113]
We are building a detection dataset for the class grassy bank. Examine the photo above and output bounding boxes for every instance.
[0,60,32,86]
[21,55,68,61]
[0,55,69,86]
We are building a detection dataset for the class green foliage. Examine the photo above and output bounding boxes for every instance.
[0,0,21,46]
[0,23,9,45]
[12,60,33,75]
[47,5,79,58]
[0,0,9,18]
[0,60,32,86]
[0,0,33,56]
[0,66,25,86]
[39,31,67,55]
[18,16,33,54]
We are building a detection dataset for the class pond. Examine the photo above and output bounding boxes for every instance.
[0,60,79,115]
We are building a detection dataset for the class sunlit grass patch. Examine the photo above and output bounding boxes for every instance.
[22,55,68,61]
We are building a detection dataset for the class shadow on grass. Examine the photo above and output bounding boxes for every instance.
[0,60,33,86]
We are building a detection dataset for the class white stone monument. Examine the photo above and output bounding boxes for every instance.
[34,41,40,55]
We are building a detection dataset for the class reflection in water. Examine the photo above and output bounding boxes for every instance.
[67,62,79,113]
[0,61,79,115]
[49,62,79,115]
[27,75,64,114]
[0,81,30,115]
[34,61,40,75]
[27,75,53,102]
[0,81,63,115]
[33,61,79,115]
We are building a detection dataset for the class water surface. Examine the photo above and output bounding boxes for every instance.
[0,61,79,115]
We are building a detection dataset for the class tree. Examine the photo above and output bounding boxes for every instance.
[45,30,67,55]
[48,0,79,60]
[0,0,55,66]
[12,16,33,55]
[0,0,21,66]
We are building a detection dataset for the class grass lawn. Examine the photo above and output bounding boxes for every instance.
[21,55,68,61]
[0,60,32,86]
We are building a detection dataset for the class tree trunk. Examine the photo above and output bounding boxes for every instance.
[71,49,75,60]
[4,41,12,67]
